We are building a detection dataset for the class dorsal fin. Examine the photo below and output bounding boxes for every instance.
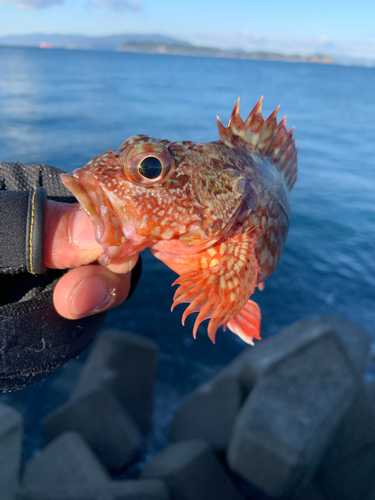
[217,98,298,190]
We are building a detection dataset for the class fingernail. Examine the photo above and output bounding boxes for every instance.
[70,275,115,317]
[71,209,98,249]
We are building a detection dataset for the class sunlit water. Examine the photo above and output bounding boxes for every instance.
[1,46,374,472]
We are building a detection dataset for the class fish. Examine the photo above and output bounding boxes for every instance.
[61,97,298,345]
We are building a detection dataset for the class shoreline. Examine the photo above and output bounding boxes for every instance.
[0,42,334,65]
[3,43,375,68]
[117,43,334,65]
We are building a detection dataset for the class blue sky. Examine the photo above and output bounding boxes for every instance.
[0,0,374,58]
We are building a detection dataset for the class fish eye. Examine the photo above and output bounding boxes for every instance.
[138,156,163,180]
[124,142,175,186]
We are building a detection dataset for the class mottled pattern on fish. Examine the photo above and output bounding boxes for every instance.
[61,98,298,344]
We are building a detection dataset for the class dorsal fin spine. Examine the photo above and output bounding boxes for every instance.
[217,98,298,191]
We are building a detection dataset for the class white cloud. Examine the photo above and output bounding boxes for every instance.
[0,0,63,8]
[90,0,140,11]
[0,0,141,9]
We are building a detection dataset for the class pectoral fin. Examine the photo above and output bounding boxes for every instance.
[171,227,261,343]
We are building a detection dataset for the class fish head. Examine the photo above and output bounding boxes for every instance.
[61,135,245,262]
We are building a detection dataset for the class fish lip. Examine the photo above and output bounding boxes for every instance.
[61,171,151,261]
[61,172,105,241]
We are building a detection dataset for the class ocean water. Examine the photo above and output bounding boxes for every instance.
[1,46,375,470]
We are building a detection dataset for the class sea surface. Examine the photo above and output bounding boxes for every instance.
[1,46,374,472]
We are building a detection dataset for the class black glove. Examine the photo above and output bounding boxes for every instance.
[0,162,141,391]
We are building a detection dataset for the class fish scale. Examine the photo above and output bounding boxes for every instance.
[61,98,298,345]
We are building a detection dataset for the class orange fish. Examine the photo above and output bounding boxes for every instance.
[61,98,298,345]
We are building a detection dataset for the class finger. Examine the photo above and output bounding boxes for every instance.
[45,200,139,273]
[45,200,103,269]
[53,264,132,319]
[105,255,140,275]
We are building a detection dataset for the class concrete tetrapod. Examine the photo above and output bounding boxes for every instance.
[44,388,143,471]
[21,432,110,496]
[227,323,360,498]
[316,384,375,500]
[142,439,244,500]
[72,329,159,435]
[170,375,242,451]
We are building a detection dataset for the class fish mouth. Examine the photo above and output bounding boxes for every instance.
[61,171,106,242]
[61,171,150,263]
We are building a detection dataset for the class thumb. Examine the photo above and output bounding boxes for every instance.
[44,200,103,269]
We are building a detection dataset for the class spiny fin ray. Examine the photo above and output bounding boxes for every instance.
[217,97,298,191]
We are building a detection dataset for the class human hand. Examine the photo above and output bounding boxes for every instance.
[44,200,139,319]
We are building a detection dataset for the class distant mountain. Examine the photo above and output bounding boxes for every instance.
[190,32,375,68]
[0,33,190,51]
[1,33,373,67]
[118,41,334,64]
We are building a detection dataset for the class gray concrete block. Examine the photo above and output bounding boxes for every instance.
[227,330,359,498]
[72,329,158,434]
[203,320,336,402]
[170,375,241,451]
[365,475,375,500]
[43,389,142,471]
[316,385,375,500]
[16,485,111,500]
[0,403,23,500]
[320,315,371,376]
[16,480,170,500]
[96,494,114,500]
[240,317,370,392]
[369,380,375,401]
[110,479,170,499]
[321,385,375,465]
[316,444,375,500]
[219,317,370,398]
[210,348,253,397]
[141,439,243,500]
[22,432,110,494]
[292,481,326,500]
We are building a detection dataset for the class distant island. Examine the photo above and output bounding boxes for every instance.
[117,41,334,64]
[0,33,335,64]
